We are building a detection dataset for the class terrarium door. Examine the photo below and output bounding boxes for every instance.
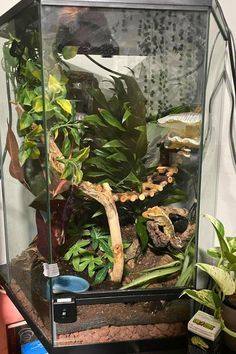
[38,3,210,347]
[40,4,208,290]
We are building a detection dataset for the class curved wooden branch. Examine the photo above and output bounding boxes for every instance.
[48,139,124,282]
[79,182,123,282]
[48,139,177,283]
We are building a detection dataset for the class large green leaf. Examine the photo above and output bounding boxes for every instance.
[75,146,90,162]
[110,75,127,98]
[86,157,118,173]
[180,289,220,311]
[197,263,235,296]
[70,128,81,146]
[121,74,146,121]
[62,46,78,60]
[140,260,181,273]
[19,112,34,130]
[93,266,109,285]
[33,96,43,112]
[98,109,125,131]
[207,247,221,260]
[103,139,127,149]
[135,216,149,251]
[107,152,128,162]
[175,264,193,287]
[121,265,181,289]
[19,146,32,165]
[122,104,132,123]
[56,99,72,114]
[48,75,64,96]
[135,125,147,157]
[228,237,236,253]
[118,171,142,190]
[205,214,236,264]
[84,114,107,127]
[75,168,83,184]
[30,146,40,159]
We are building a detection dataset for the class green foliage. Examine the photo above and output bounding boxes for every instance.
[181,289,220,311]
[82,74,150,191]
[63,239,91,261]
[135,216,149,251]
[175,235,195,287]
[181,215,236,338]
[61,46,79,60]
[63,231,112,283]
[4,33,90,189]
[121,262,182,290]
[122,236,195,289]
[88,227,114,262]
[63,225,131,284]
[197,263,235,296]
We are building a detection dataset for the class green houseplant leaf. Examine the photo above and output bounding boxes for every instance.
[204,214,236,264]
[196,263,235,296]
[180,289,220,311]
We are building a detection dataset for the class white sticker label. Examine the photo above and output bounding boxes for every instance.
[43,263,60,277]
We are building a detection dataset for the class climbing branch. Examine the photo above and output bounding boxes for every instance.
[48,138,124,282]
[79,182,124,282]
[48,139,177,283]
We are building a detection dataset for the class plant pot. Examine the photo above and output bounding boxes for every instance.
[222,296,236,352]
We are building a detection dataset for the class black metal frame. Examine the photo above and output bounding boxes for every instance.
[0,0,216,27]
[0,267,188,354]
[40,0,214,9]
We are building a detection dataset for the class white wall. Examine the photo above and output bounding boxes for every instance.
[216,1,236,235]
[0,1,18,15]
[0,0,19,264]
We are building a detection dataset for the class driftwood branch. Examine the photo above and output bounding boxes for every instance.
[48,139,177,283]
[79,182,123,282]
[48,139,124,282]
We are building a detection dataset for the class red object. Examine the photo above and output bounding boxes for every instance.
[0,289,24,354]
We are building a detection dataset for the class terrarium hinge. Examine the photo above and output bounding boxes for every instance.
[54,298,77,323]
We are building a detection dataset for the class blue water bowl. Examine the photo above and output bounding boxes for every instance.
[46,275,89,299]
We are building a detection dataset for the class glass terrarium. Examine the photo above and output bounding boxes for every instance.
[0,0,229,352]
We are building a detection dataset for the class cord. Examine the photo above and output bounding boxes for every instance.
[216,0,236,167]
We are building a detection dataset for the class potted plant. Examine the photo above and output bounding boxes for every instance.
[181,214,236,351]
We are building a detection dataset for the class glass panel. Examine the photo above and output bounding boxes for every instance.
[1,2,223,349]
[0,2,52,343]
[41,5,208,289]
[197,13,226,286]
[39,5,208,346]
[56,299,189,346]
